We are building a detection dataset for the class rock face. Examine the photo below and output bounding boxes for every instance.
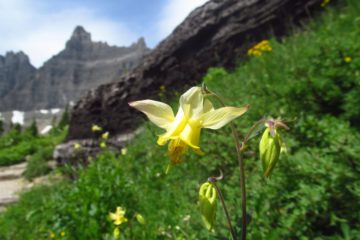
[67,0,326,141]
[0,52,36,100]
[0,26,149,111]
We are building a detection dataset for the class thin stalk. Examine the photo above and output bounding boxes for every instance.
[207,91,247,240]
[209,179,237,240]
[230,123,247,240]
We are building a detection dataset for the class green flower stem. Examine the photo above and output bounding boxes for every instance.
[229,123,247,240]
[206,90,247,240]
[208,178,237,240]
[243,119,267,144]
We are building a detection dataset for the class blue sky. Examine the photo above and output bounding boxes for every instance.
[0,0,207,67]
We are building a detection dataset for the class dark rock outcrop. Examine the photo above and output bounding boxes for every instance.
[0,26,149,111]
[67,0,326,141]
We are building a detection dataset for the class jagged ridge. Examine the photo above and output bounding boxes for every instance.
[0,26,149,111]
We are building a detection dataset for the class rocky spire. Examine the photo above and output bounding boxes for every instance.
[65,26,92,50]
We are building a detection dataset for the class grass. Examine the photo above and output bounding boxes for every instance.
[0,1,359,239]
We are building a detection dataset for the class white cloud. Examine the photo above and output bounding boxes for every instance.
[156,0,208,40]
[0,0,137,67]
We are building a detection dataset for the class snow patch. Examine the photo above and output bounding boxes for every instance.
[41,125,52,135]
[40,109,49,114]
[51,108,61,114]
[12,111,24,125]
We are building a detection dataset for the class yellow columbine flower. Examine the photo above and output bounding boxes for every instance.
[109,207,128,226]
[49,232,56,239]
[73,143,81,150]
[101,131,109,140]
[121,147,128,155]
[344,56,352,63]
[91,124,102,132]
[129,86,248,164]
[100,142,107,149]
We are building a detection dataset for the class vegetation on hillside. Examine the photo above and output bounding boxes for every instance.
[0,1,359,239]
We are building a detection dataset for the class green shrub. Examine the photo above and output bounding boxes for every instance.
[23,146,53,180]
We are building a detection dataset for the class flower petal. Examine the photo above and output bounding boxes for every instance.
[157,107,189,145]
[129,100,174,129]
[180,123,201,150]
[179,87,204,118]
[201,105,249,129]
[203,99,214,113]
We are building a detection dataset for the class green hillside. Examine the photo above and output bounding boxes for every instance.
[0,1,359,239]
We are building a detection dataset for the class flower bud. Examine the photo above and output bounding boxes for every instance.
[259,127,281,177]
[135,213,146,225]
[199,182,217,230]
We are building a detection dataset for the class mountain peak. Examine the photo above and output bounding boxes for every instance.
[65,26,92,50]
[70,26,91,43]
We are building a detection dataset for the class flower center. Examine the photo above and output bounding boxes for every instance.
[168,138,188,164]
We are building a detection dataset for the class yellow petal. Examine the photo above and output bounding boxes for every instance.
[201,105,249,130]
[157,108,188,145]
[179,123,201,150]
[179,87,204,118]
[203,99,214,113]
[129,100,174,129]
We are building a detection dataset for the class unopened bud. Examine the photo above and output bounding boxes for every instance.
[259,127,281,177]
[199,182,217,230]
[135,213,146,225]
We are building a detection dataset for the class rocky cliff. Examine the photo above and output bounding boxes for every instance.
[67,0,327,141]
[0,52,36,101]
[0,26,149,111]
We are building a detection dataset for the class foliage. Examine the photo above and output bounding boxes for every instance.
[58,105,70,130]
[0,119,4,135]
[1,1,360,239]
[0,126,67,166]
[23,146,53,180]
[25,119,38,137]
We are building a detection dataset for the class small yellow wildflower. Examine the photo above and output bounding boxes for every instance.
[101,131,109,140]
[321,0,330,7]
[49,232,56,239]
[109,207,128,226]
[247,40,272,56]
[344,56,352,63]
[129,87,248,165]
[73,143,81,150]
[60,231,65,237]
[91,124,102,132]
[160,85,166,92]
[100,142,107,149]
[121,147,128,155]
